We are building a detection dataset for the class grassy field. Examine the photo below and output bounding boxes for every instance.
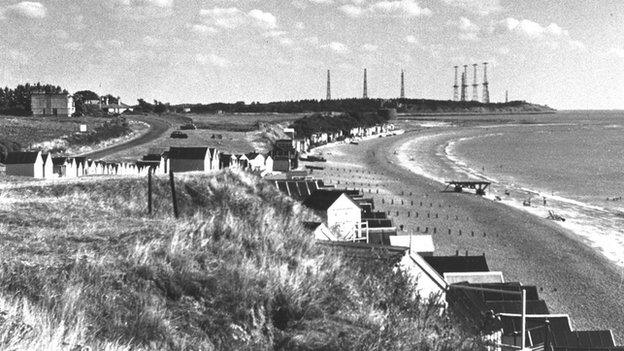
[0,116,111,149]
[0,170,483,350]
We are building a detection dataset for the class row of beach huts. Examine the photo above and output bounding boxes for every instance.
[2,146,296,179]
[269,177,624,351]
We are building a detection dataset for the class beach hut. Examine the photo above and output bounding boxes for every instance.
[303,222,337,241]
[303,190,362,240]
[41,153,55,179]
[264,154,273,172]
[319,242,447,303]
[208,148,220,170]
[5,151,44,178]
[168,147,212,173]
[389,235,435,257]
[245,152,265,171]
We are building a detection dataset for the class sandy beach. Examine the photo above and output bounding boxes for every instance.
[306,129,624,340]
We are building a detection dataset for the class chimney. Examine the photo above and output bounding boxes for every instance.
[117,96,121,105]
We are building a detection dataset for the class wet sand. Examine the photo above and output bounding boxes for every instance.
[306,130,624,340]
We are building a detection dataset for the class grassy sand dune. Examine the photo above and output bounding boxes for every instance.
[0,170,482,350]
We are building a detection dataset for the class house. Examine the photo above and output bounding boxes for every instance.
[31,92,75,117]
[101,97,132,114]
[168,147,213,173]
[303,190,362,239]
[41,153,54,179]
[5,151,44,178]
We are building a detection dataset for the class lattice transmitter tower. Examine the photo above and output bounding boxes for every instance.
[460,65,468,101]
[453,66,459,101]
[472,63,479,101]
[482,62,490,104]
[400,70,405,99]
[363,68,368,99]
[326,70,331,100]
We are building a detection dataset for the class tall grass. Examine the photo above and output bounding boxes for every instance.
[0,169,484,350]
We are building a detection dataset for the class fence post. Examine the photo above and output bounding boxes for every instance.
[169,168,179,219]
[147,167,153,215]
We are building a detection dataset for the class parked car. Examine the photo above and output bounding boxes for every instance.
[180,123,197,130]
[170,131,188,139]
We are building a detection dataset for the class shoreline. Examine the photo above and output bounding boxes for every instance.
[399,110,556,117]
[309,129,624,340]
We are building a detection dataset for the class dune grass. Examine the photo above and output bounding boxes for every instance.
[0,170,484,350]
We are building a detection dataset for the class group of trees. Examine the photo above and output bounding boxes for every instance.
[134,99,170,114]
[0,83,67,116]
[291,111,392,138]
[184,98,392,114]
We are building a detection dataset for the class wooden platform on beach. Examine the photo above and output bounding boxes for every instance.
[444,181,491,196]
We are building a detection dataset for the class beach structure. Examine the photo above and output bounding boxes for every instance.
[303,190,364,240]
[319,241,447,302]
[264,154,273,172]
[168,147,214,173]
[5,151,44,178]
[219,153,237,169]
[31,92,75,117]
[444,180,491,195]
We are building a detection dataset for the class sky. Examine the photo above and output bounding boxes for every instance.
[0,0,623,109]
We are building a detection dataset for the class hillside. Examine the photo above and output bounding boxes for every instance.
[0,171,483,350]
[176,98,555,115]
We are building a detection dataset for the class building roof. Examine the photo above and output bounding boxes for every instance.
[389,235,435,253]
[366,219,394,228]
[302,190,360,212]
[168,147,209,160]
[423,255,490,275]
[362,211,388,219]
[142,154,163,162]
[246,152,261,160]
[272,180,326,201]
[318,241,407,264]
[5,151,40,164]
[444,271,505,285]
[303,221,323,230]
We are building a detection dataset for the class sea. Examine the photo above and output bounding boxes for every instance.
[397,111,624,268]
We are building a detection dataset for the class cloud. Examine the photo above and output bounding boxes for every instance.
[405,35,418,43]
[248,9,277,29]
[110,0,174,19]
[498,18,569,38]
[199,7,278,30]
[440,0,501,16]
[456,17,479,41]
[116,0,173,7]
[189,24,218,35]
[195,53,230,67]
[362,43,378,52]
[607,48,624,59]
[64,42,84,51]
[307,0,333,3]
[143,35,164,46]
[3,1,47,19]
[340,0,431,18]
[339,4,364,17]
[324,41,350,54]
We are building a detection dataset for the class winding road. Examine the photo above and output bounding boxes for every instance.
[79,114,182,160]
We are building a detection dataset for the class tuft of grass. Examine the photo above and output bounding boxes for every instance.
[0,169,485,350]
